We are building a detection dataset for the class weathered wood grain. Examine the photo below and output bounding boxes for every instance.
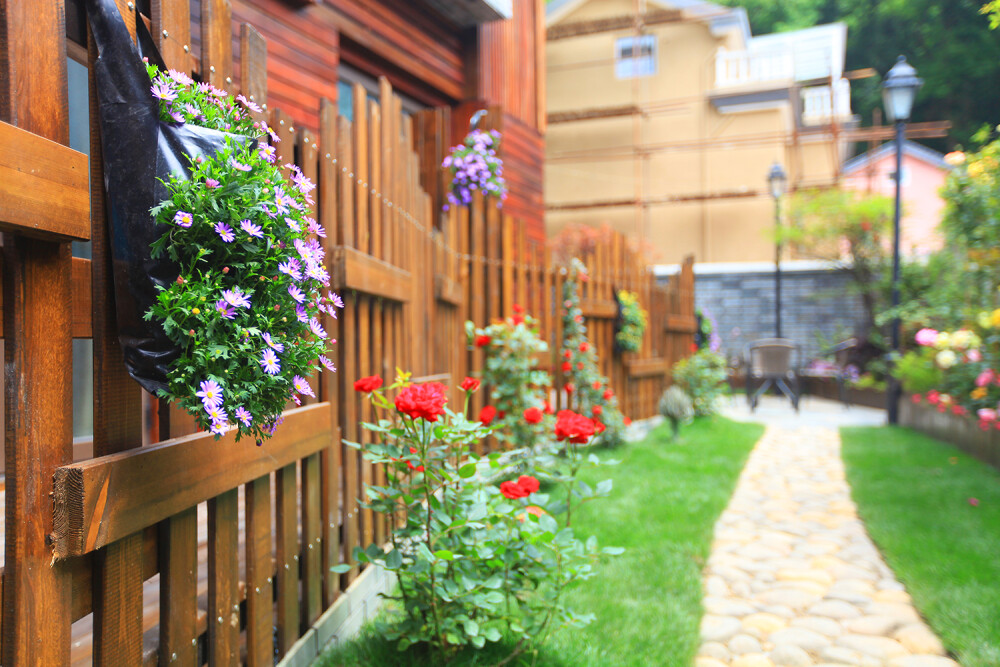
[329,245,412,303]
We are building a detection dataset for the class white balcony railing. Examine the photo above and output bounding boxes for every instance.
[801,79,853,126]
[714,47,793,88]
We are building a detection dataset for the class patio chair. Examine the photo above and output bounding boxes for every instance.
[745,338,802,412]
[799,338,858,407]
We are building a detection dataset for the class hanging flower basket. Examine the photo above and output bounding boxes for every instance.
[614,289,648,353]
[442,128,507,210]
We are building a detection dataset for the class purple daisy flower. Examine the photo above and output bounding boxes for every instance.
[205,404,229,424]
[173,211,193,228]
[258,144,276,163]
[151,81,177,102]
[318,355,337,372]
[285,217,301,232]
[296,305,309,323]
[230,158,252,172]
[234,406,252,427]
[306,218,326,238]
[291,171,317,197]
[168,110,185,124]
[214,222,235,243]
[265,124,280,143]
[291,393,302,406]
[260,348,281,375]
[293,375,316,398]
[215,299,236,320]
[236,94,262,113]
[278,258,302,281]
[305,262,329,285]
[205,178,220,189]
[196,380,224,408]
[262,332,284,352]
[240,219,264,238]
[222,288,251,309]
[327,291,346,309]
[168,68,195,86]
[309,317,327,340]
[209,420,230,436]
[288,284,306,303]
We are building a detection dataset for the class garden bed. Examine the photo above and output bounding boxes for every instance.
[801,375,886,409]
[900,397,1000,470]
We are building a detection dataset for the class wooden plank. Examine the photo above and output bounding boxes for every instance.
[329,245,412,303]
[244,475,273,667]
[665,314,698,334]
[625,357,671,378]
[579,298,617,319]
[434,273,464,307]
[200,0,233,88]
[207,490,239,667]
[158,507,198,667]
[0,257,98,338]
[239,24,267,109]
[52,403,332,559]
[301,452,322,626]
[0,0,74,661]
[153,0,193,74]
[501,215,514,318]
[0,121,90,241]
[275,464,299,656]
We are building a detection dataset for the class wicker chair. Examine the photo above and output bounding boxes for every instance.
[745,338,802,412]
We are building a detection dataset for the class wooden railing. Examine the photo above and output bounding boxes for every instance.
[0,0,695,664]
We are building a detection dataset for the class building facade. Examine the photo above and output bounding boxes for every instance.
[545,0,855,264]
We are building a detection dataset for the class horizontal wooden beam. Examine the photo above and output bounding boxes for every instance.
[547,9,683,41]
[579,298,617,319]
[434,273,464,307]
[626,357,670,378]
[0,120,90,241]
[665,315,697,334]
[0,256,91,338]
[52,403,332,559]
[330,245,411,302]
[547,105,640,124]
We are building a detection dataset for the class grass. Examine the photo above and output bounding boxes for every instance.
[317,416,764,667]
[841,426,1000,667]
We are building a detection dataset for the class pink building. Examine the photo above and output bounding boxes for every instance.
[841,140,950,256]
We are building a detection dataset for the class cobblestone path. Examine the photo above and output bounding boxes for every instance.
[696,425,958,667]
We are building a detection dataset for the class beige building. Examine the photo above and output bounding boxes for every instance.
[545,0,855,264]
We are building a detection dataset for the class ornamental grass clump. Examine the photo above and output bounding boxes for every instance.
[345,373,621,664]
[442,129,507,210]
[144,63,341,442]
[560,258,627,447]
[615,289,648,353]
[467,306,553,452]
[659,385,694,440]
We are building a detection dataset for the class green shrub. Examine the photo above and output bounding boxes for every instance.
[671,350,728,416]
[893,347,944,394]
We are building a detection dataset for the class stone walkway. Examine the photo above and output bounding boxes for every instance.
[696,421,959,667]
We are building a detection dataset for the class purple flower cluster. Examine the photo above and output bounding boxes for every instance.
[146,64,260,136]
[195,379,252,435]
[442,129,507,210]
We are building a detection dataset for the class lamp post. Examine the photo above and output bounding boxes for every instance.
[882,55,922,425]
[767,161,787,339]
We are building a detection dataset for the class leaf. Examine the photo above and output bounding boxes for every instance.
[459,462,478,478]
[385,549,403,569]
[602,546,625,556]
[596,479,614,496]
[329,564,351,574]
[463,619,479,637]
[434,549,455,561]
[484,626,502,642]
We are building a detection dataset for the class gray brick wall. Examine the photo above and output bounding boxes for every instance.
[662,266,867,365]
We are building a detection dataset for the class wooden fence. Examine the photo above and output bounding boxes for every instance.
[0,1,694,664]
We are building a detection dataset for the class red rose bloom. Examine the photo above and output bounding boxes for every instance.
[395,382,448,422]
[603,389,614,400]
[623,417,632,426]
[524,407,543,424]
[500,480,529,499]
[592,405,603,417]
[911,393,922,404]
[952,404,967,416]
[593,419,605,434]
[563,349,572,359]
[512,315,525,326]
[562,361,572,373]
[474,334,491,348]
[564,382,575,394]
[513,304,525,314]
[460,377,480,392]
[479,405,497,425]
[406,447,424,472]
[354,375,383,393]
[497,410,506,419]
[554,410,596,443]
[517,475,539,494]
[927,390,940,405]
[579,342,589,353]
[575,315,583,323]
[543,400,554,414]
[592,381,602,391]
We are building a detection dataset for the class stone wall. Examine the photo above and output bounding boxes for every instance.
[658,262,867,364]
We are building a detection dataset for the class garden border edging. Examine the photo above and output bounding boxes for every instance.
[900,397,1000,470]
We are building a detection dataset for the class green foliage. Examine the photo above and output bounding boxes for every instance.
[671,350,729,416]
[560,259,627,447]
[892,348,943,393]
[145,64,339,442]
[658,386,694,440]
[467,310,552,450]
[614,290,647,353]
[347,377,621,664]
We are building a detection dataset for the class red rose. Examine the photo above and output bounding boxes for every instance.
[952,405,967,416]
[474,334,491,348]
[575,315,583,323]
[513,304,525,314]
[524,407,543,424]
[690,342,699,352]
[554,410,596,443]
[479,405,497,425]
[927,390,940,405]
[460,377,480,392]
[564,382,575,394]
[603,389,613,400]
[624,417,632,426]
[395,382,448,422]
[517,475,539,494]
[354,375,383,393]
[562,361,572,373]
[405,447,424,472]
[497,410,506,419]
[592,381,602,391]
[592,405,603,417]
[543,400,554,414]
[593,419,605,434]
[512,315,525,326]
[579,342,589,353]
[563,349,572,359]
[499,480,526,499]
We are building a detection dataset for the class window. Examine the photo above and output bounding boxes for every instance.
[337,63,426,122]
[887,166,911,187]
[615,35,657,79]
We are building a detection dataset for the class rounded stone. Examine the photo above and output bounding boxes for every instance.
[698,641,732,661]
[809,600,863,620]
[770,643,814,667]
[874,589,912,604]
[768,627,833,651]
[702,614,743,642]
[893,624,946,655]
[730,633,764,655]
[744,612,789,635]
[818,645,865,665]
[705,596,758,617]
[776,568,835,586]
[707,575,731,597]
[864,602,921,624]
[846,615,905,636]
[732,653,776,667]
[790,616,844,638]
[836,634,908,660]
[760,588,818,610]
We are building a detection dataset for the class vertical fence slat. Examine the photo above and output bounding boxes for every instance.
[275,463,299,656]
[301,452,323,626]
[207,489,239,667]
[245,475,273,667]
[158,507,198,666]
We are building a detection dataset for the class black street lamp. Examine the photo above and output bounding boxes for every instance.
[767,161,787,339]
[882,55,922,425]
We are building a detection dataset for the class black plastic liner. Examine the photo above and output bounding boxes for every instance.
[86,0,252,394]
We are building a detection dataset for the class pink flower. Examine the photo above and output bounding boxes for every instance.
[205,178,220,189]
[977,408,996,422]
[967,349,982,363]
[975,369,995,387]
[927,390,941,405]
[915,328,939,346]
[968,497,980,507]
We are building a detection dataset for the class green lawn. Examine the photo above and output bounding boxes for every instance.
[841,426,1000,667]
[317,416,763,667]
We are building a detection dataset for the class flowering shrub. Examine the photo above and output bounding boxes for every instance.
[466,306,552,451]
[442,129,507,210]
[614,290,647,353]
[695,307,722,353]
[144,64,340,442]
[658,385,694,440]
[672,349,728,416]
[343,374,621,663]
[560,259,626,447]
